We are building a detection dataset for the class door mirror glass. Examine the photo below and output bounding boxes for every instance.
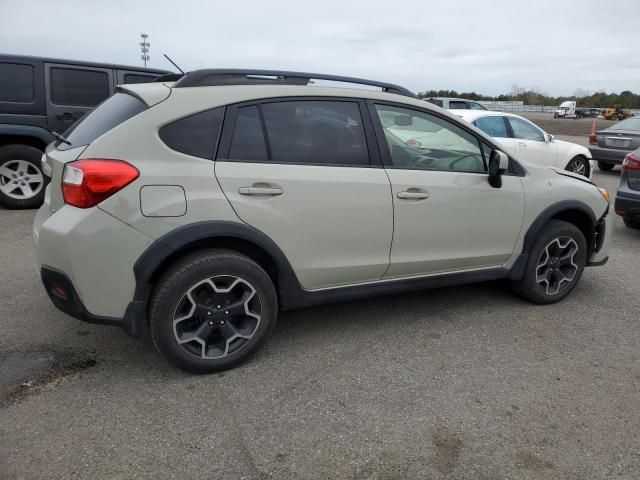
[488,150,508,188]
[394,114,413,127]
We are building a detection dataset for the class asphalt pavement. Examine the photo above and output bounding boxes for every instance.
[1,166,639,479]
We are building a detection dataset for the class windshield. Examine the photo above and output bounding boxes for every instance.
[57,93,148,151]
[610,117,640,131]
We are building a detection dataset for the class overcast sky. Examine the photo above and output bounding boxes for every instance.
[1,0,638,96]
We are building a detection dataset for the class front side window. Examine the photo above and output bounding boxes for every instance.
[508,117,545,142]
[474,116,509,138]
[469,102,488,110]
[159,107,224,159]
[50,67,110,107]
[374,104,486,173]
[260,101,370,166]
[0,63,34,103]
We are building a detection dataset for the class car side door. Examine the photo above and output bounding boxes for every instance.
[45,63,113,134]
[214,98,393,290]
[369,102,525,278]
[473,115,518,158]
[507,116,557,167]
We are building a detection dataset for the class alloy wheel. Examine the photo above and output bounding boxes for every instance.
[568,158,586,176]
[0,160,45,199]
[536,236,579,295]
[172,275,262,359]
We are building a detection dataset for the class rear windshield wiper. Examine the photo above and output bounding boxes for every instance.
[52,131,71,146]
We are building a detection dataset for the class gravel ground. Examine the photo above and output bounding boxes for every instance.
[1,148,639,479]
[517,112,616,137]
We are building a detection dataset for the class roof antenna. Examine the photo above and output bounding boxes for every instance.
[163,54,185,74]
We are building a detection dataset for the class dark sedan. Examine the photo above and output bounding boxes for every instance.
[614,146,640,229]
[590,117,640,171]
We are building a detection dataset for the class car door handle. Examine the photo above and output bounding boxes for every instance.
[238,186,283,196]
[397,191,430,200]
[517,141,527,147]
[55,112,78,122]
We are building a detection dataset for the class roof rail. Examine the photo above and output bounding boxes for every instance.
[171,69,416,98]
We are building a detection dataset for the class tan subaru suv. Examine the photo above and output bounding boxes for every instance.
[33,69,612,373]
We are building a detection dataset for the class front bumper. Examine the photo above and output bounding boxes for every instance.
[587,212,612,266]
[589,146,630,164]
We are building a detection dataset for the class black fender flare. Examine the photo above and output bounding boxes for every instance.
[509,200,596,280]
[0,123,56,146]
[132,220,302,307]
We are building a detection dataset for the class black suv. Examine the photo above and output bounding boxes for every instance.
[0,54,168,208]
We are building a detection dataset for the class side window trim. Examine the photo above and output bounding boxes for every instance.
[217,96,380,168]
[366,99,489,174]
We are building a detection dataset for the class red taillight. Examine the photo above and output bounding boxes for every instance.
[589,134,597,145]
[622,152,640,170]
[62,159,139,208]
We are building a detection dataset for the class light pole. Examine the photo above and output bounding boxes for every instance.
[140,33,150,67]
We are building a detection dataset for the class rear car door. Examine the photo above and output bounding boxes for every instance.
[508,116,557,167]
[215,98,393,290]
[45,63,113,134]
[369,102,524,278]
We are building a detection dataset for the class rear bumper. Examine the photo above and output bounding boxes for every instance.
[589,146,630,164]
[615,192,640,220]
[40,266,144,337]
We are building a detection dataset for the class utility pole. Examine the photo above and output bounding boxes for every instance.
[140,33,150,67]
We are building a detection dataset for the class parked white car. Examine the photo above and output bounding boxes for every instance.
[451,110,594,177]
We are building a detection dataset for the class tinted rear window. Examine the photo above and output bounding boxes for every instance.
[449,101,468,109]
[50,68,110,107]
[0,63,34,103]
[159,107,224,159]
[124,73,158,84]
[58,93,147,151]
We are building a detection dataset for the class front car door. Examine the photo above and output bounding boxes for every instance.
[369,102,525,278]
[45,63,113,134]
[215,98,393,290]
[507,116,557,167]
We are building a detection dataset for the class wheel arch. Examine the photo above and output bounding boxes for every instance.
[0,124,55,150]
[132,221,301,316]
[510,200,596,280]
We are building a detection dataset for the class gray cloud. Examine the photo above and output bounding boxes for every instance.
[1,0,638,95]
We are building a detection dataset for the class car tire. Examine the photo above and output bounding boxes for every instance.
[597,161,615,171]
[511,220,587,305]
[623,218,640,230]
[149,249,278,373]
[0,144,48,209]
[566,155,589,177]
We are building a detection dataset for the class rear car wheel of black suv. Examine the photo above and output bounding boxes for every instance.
[0,145,48,209]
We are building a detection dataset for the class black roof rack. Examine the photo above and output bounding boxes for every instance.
[171,69,416,98]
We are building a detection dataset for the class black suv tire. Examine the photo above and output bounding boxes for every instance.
[0,144,48,209]
[150,249,278,373]
[597,161,615,171]
[511,220,587,304]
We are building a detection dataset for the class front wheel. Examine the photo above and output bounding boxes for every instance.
[150,249,278,373]
[566,156,589,177]
[598,161,615,171]
[511,220,587,304]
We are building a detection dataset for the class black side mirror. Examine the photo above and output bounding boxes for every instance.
[488,150,509,188]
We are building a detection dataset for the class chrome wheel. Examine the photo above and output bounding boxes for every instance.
[536,236,579,295]
[0,160,44,199]
[172,275,261,359]
[567,157,586,176]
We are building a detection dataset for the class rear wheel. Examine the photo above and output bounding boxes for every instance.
[0,145,48,209]
[597,161,615,171]
[511,220,587,304]
[566,155,588,177]
[149,249,278,373]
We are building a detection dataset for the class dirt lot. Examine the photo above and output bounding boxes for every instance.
[518,112,615,137]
